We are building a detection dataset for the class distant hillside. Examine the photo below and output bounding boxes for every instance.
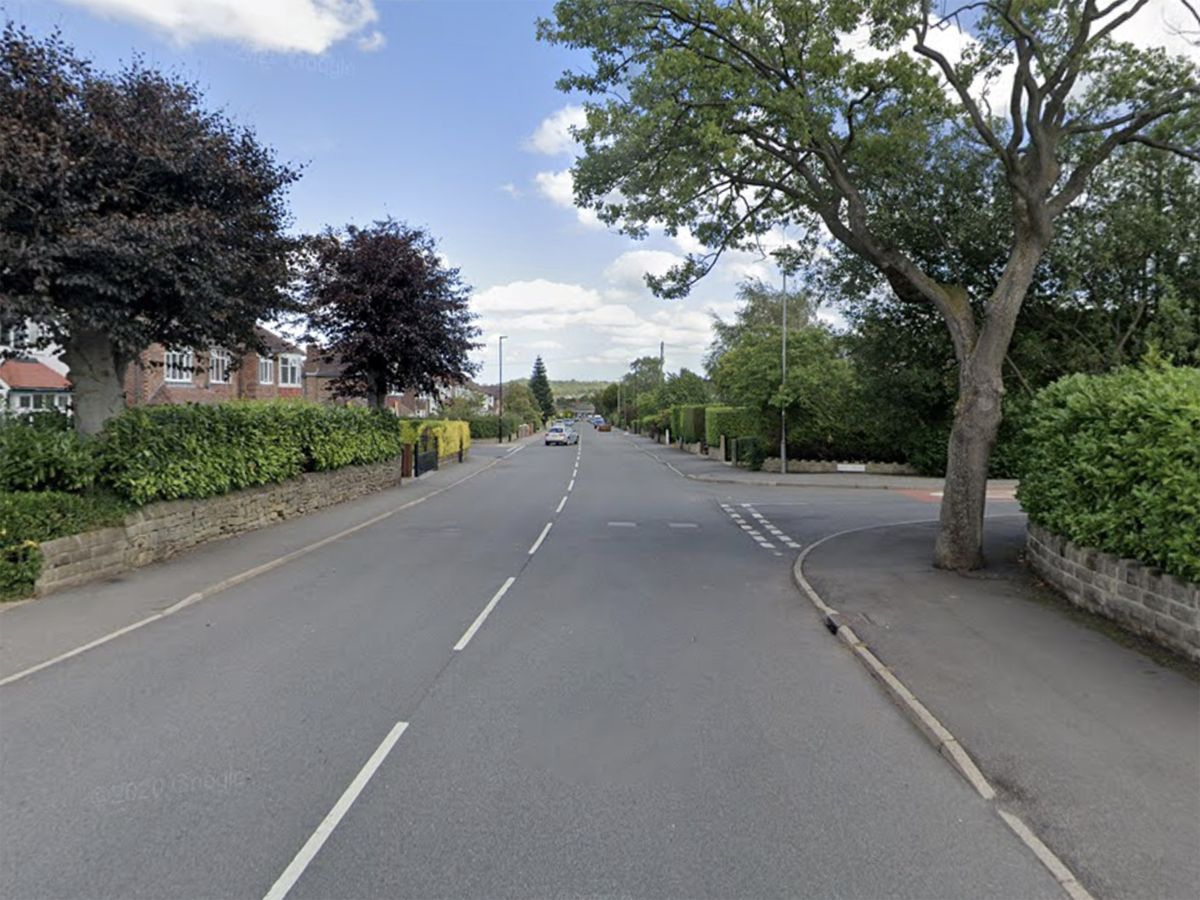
[551,380,611,399]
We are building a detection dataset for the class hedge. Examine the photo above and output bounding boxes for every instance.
[100,402,405,505]
[705,407,758,448]
[677,405,707,445]
[465,414,523,440]
[1,490,132,600]
[0,413,98,493]
[1017,364,1200,583]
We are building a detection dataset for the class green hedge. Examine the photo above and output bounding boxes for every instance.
[678,405,706,445]
[1017,364,1200,583]
[466,414,522,440]
[1,490,133,600]
[0,413,97,492]
[705,407,758,448]
[100,402,404,505]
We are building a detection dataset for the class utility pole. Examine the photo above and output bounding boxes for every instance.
[781,273,788,476]
[660,341,665,385]
[498,335,507,443]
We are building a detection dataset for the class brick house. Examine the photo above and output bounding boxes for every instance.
[126,327,306,407]
[303,345,436,417]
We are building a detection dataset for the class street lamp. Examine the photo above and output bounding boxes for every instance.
[498,335,507,443]
[781,272,788,476]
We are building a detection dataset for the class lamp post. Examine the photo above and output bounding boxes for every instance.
[781,272,788,476]
[498,335,507,443]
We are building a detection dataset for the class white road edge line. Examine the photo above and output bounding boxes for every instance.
[0,456,511,689]
[528,522,553,555]
[453,577,517,651]
[262,720,410,900]
[556,496,568,514]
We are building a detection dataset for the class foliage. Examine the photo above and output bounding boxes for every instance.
[529,357,556,420]
[301,218,481,409]
[1,24,300,434]
[705,407,758,448]
[1018,364,1200,583]
[498,381,543,429]
[0,412,96,492]
[423,420,471,458]
[98,402,404,505]
[540,0,1200,570]
[467,414,522,440]
[0,489,132,600]
[706,279,819,375]
[676,405,707,445]
[438,390,488,419]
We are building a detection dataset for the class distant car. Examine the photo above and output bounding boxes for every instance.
[545,425,579,445]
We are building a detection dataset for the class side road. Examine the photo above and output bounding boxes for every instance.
[800,520,1199,900]
[632,433,1198,900]
[0,440,532,683]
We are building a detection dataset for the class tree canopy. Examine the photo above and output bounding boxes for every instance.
[0,23,300,433]
[301,218,480,410]
[540,0,1200,570]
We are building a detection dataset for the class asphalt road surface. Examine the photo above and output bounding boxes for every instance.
[1,430,1063,899]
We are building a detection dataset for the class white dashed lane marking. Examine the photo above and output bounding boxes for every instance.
[719,503,803,553]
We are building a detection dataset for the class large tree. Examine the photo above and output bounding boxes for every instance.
[0,24,300,434]
[541,0,1199,571]
[301,219,480,410]
[529,356,557,420]
[705,278,818,375]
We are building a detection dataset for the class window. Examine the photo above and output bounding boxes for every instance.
[279,355,302,387]
[258,356,274,385]
[209,348,231,384]
[164,349,194,383]
[13,393,66,412]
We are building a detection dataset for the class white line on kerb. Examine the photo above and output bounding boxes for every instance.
[556,496,568,514]
[528,522,553,555]
[262,720,409,900]
[454,577,516,651]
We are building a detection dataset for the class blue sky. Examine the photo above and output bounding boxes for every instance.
[5,1,1196,385]
[4,0,779,384]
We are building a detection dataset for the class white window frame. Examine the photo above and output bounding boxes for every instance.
[164,349,194,383]
[278,354,302,387]
[209,348,231,384]
[258,356,275,385]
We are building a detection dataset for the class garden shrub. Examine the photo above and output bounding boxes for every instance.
[0,490,132,600]
[1017,364,1200,583]
[704,407,757,448]
[466,414,521,440]
[678,405,706,445]
[0,413,97,492]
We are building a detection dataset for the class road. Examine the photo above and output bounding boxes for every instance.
[0,429,1063,899]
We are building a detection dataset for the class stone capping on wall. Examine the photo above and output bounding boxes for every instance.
[1026,521,1200,662]
[34,455,419,598]
[760,458,920,476]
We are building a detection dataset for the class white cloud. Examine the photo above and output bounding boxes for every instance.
[603,250,685,293]
[54,0,381,53]
[472,279,603,314]
[534,169,607,230]
[525,105,587,155]
[499,183,522,199]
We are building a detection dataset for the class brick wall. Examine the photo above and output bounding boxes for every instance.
[35,458,406,597]
[1026,522,1200,662]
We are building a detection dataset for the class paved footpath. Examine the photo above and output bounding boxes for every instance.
[635,435,1199,900]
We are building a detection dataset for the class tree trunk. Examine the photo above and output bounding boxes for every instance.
[60,329,129,436]
[934,363,1004,571]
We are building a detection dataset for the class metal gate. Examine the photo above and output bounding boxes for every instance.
[414,430,439,477]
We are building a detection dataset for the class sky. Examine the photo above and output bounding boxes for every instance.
[4,0,1197,385]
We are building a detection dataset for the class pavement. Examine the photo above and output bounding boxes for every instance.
[630,434,1200,900]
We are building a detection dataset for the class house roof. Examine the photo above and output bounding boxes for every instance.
[0,358,71,391]
[255,326,303,357]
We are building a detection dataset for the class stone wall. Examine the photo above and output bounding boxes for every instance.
[760,458,919,475]
[1026,522,1199,662]
[35,458,407,597]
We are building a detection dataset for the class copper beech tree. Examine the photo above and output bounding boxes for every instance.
[540,0,1199,571]
[300,219,480,410]
[0,25,299,434]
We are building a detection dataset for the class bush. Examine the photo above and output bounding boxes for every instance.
[0,490,133,600]
[678,405,706,445]
[1017,364,1200,583]
[0,413,97,492]
[704,406,757,448]
[466,414,522,440]
[99,402,405,505]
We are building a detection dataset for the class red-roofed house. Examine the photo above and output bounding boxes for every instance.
[0,357,72,414]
